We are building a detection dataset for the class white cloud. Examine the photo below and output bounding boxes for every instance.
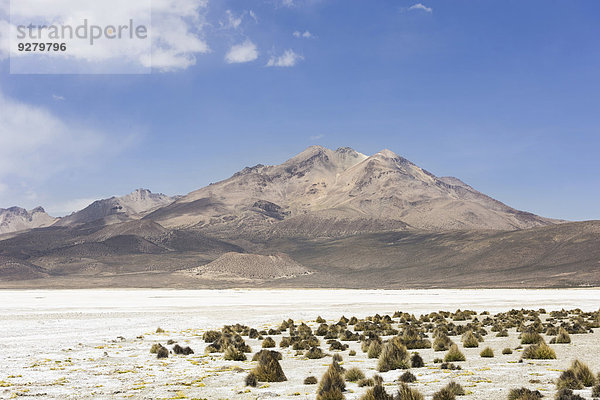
[1,0,210,71]
[281,0,295,7]
[52,94,65,101]
[266,49,303,67]
[225,40,258,64]
[293,30,314,39]
[0,90,135,207]
[221,9,242,29]
[408,3,432,13]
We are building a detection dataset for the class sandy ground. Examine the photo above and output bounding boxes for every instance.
[1,289,599,400]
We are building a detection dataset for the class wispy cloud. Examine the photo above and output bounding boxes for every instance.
[293,30,314,39]
[266,49,303,67]
[52,94,65,101]
[309,134,324,141]
[225,40,258,64]
[408,3,432,13]
[221,9,242,29]
[0,90,135,207]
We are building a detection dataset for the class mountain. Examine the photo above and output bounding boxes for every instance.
[57,189,176,227]
[0,206,56,235]
[2,145,595,290]
[147,146,556,233]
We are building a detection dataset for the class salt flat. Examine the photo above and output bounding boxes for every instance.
[0,289,599,399]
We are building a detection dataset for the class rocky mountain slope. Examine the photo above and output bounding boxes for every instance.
[148,146,556,233]
[0,146,594,289]
[0,207,56,235]
[57,189,176,227]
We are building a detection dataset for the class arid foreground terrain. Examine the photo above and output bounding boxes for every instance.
[1,289,599,400]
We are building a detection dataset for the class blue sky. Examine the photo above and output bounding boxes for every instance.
[0,0,599,220]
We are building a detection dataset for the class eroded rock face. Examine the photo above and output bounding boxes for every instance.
[0,206,56,234]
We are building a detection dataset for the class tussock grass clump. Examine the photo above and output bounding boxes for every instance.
[150,343,162,354]
[349,350,357,356]
[306,346,325,359]
[305,376,318,385]
[507,387,543,400]
[556,370,582,391]
[262,337,276,348]
[591,384,600,398]
[440,362,461,370]
[411,353,424,368]
[554,388,585,400]
[368,341,382,359]
[399,371,416,383]
[345,367,365,382]
[503,348,513,355]
[252,350,287,382]
[245,372,257,387]
[445,381,465,396]
[520,332,543,345]
[496,330,509,337]
[377,337,410,372]
[203,330,220,342]
[332,353,343,363]
[173,344,194,355]
[396,383,424,400]
[433,334,453,352]
[480,347,494,358]
[156,346,168,359]
[358,378,375,387]
[522,342,556,360]
[432,388,455,400]
[317,362,346,400]
[360,385,394,400]
[444,344,466,362]
[224,346,247,361]
[156,327,164,333]
[571,359,596,387]
[252,349,282,361]
[462,331,479,348]
[554,328,571,344]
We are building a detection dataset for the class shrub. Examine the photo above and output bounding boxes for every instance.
[520,332,543,345]
[411,353,424,368]
[224,346,247,361]
[521,342,556,360]
[571,359,596,387]
[592,384,600,398]
[557,370,583,390]
[262,337,276,348]
[462,331,479,348]
[444,344,466,362]
[440,362,461,370]
[399,371,416,383]
[507,387,543,400]
[368,341,382,358]
[317,362,346,400]
[432,388,455,400]
[304,376,318,385]
[150,343,162,353]
[480,347,494,358]
[345,367,365,382]
[554,389,585,400]
[349,350,357,356]
[203,330,220,342]
[173,344,194,355]
[377,337,410,372]
[252,350,287,382]
[502,348,513,355]
[433,335,453,352]
[306,346,325,359]
[396,383,424,400]
[445,381,465,396]
[156,346,168,359]
[360,385,394,400]
[245,372,257,387]
[554,328,571,344]
[332,353,343,362]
